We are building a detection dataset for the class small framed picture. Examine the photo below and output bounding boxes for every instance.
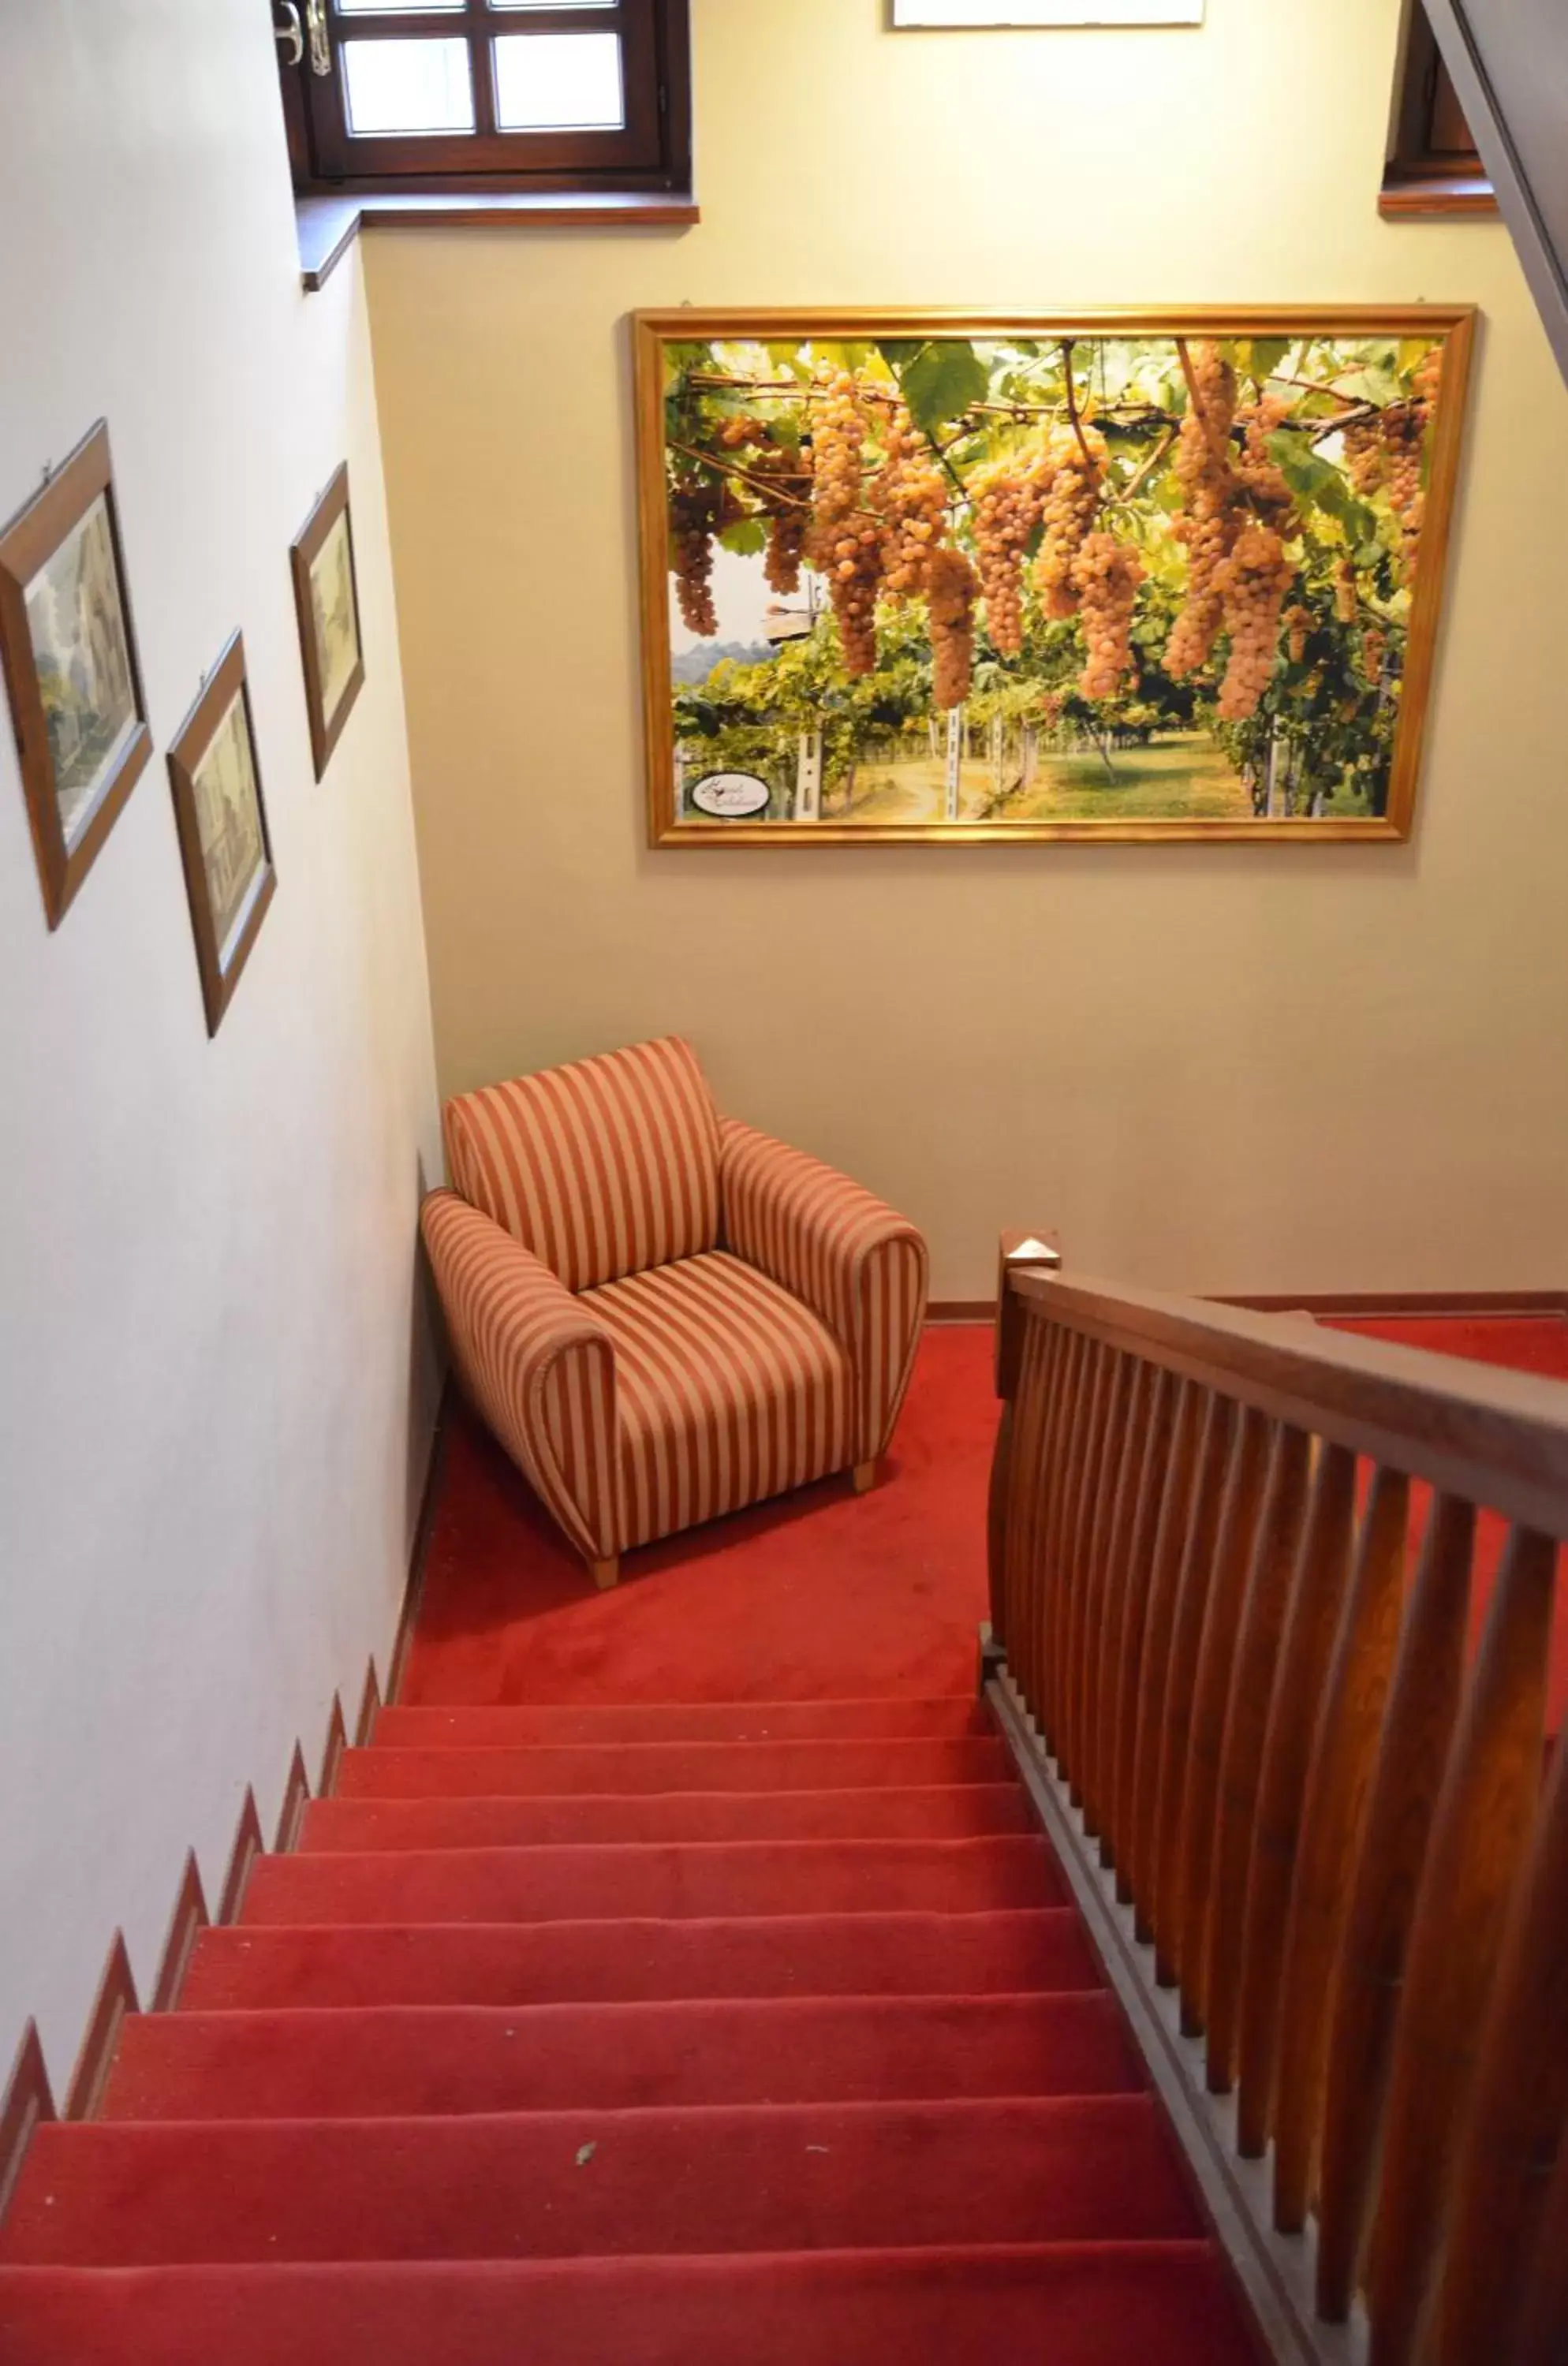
[290,463,364,779]
[0,420,152,928]
[890,2,1202,21]
[166,633,277,1036]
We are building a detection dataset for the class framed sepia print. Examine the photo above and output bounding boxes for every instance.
[0,420,151,926]
[290,462,364,780]
[167,633,277,1035]
[890,3,1202,22]
[634,307,1476,846]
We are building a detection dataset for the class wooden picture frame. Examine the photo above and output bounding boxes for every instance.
[0,420,151,927]
[166,633,277,1036]
[290,463,364,779]
[635,307,1477,848]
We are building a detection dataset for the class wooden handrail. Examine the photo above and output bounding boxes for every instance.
[985,1241,1567,2366]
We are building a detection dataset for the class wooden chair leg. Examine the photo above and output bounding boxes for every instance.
[589,1556,620,1592]
[851,1461,878,1496]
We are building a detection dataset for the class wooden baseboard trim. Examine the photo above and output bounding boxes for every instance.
[217,1789,264,1928]
[317,1692,348,1799]
[0,2025,54,2226]
[274,1744,311,1854]
[387,1391,448,1707]
[1219,1289,1568,1318]
[63,1935,137,2122]
[928,1301,995,1324]
[151,1853,209,2013]
[354,1662,382,1749]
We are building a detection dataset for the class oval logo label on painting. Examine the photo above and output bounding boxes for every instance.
[690,771,771,819]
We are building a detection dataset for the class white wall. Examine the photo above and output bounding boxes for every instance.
[367,0,1568,1301]
[0,4,441,2083]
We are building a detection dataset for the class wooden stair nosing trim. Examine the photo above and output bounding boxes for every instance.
[355,1663,383,1752]
[217,1790,266,1928]
[1215,1289,1568,1319]
[62,1933,138,2122]
[274,1745,312,1856]
[151,1853,210,2013]
[0,2025,54,2226]
[318,1694,349,1801]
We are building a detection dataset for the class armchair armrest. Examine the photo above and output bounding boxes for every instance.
[719,1120,928,1463]
[420,1189,620,1562]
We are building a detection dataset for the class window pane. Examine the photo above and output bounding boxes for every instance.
[492,32,623,130]
[342,38,475,133]
[336,1,464,14]
[492,1,617,9]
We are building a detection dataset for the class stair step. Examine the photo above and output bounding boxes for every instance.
[241,1838,1062,1927]
[374,1697,988,1746]
[333,1737,1010,1799]
[301,1784,1030,1851]
[0,2245,1267,2366]
[0,2096,1198,2264]
[104,1995,1139,2119]
[179,1909,1100,2010]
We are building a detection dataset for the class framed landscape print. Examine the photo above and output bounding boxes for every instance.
[890,3,1202,21]
[0,420,151,926]
[634,307,1476,847]
[290,463,364,779]
[167,633,277,1035]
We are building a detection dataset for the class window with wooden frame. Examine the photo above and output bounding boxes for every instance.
[276,0,691,196]
[1382,0,1496,216]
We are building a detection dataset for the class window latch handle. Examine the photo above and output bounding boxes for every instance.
[273,1,304,68]
[304,0,331,77]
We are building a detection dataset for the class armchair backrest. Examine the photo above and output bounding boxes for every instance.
[442,1035,721,1293]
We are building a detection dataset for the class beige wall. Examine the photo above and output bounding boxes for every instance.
[1,7,439,2077]
[367,0,1568,1301]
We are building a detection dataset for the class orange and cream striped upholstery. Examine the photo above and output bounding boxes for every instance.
[719,1119,929,1464]
[442,1035,720,1293]
[420,1190,619,1562]
[586,1254,853,1551]
[423,1037,928,1570]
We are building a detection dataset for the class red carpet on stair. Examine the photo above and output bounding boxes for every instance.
[16,1311,1563,2362]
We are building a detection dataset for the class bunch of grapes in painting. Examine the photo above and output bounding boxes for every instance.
[661,326,1447,823]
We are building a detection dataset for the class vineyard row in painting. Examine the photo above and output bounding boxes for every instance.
[633,308,1474,845]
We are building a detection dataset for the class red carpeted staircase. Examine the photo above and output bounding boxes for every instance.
[0,1686,1267,2364]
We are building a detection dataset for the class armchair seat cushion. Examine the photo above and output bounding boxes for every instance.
[585,1252,853,1551]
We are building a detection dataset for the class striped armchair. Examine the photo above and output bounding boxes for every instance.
[420,1037,928,1589]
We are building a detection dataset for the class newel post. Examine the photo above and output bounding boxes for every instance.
[983,1230,1063,1685]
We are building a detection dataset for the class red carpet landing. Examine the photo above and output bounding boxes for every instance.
[4,1315,1559,2363]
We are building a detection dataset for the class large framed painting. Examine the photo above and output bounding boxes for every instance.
[634,308,1476,846]
[0,420,151,925]
[290,463,364,780]
[166,633,277,1036]
[890,3,1202,22]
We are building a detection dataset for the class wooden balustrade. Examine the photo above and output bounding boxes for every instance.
[985,1239,1568,2366]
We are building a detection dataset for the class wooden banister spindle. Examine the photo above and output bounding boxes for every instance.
[989,1229,1062,1703]
[1064,1348,1128,1804]
[1004,1315,1055,1712]
[1314,1494,1477,2321]
[1058,1340,1115,1790]
[1172,1404,1271,2036]
[1202,1424,1312,2095]
[1368,1525,1559,2366]
[1081,1357,1152,1848]
[1127,1379,1206,1939]
[1515,2131,1568,2366]
[1150,1394,1238,1994]
[1432,1719,1568,2366]
[1234,1442,1358,2158]
[1107,1365,1179,1896]
[1040,1330,1093,1751]
[1271,1465,1411,2232]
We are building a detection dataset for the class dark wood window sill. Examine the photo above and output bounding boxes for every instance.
[297,188,698,292]
[1379,166,1498,219]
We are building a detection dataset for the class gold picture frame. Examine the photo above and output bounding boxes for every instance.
[166,632,277,1036]
[634,307,1477,848]
[290,462,365,781]
[0,420,152,926]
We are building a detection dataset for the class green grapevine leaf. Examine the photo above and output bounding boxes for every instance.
[718,518,767,556]
[900,341,989,435]
[1248,338,1294,383]
[876,340,927,368]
